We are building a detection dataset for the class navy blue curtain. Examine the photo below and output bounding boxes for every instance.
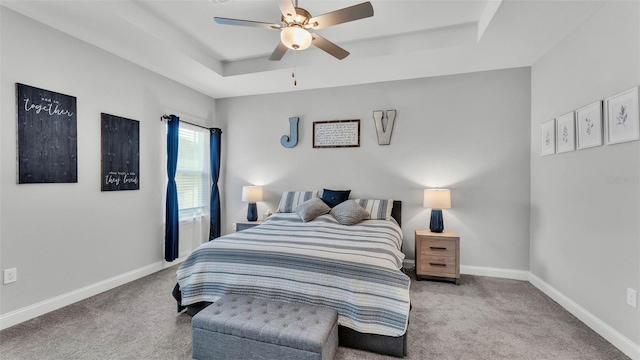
[209,128,222,240]
[165,115,180,261]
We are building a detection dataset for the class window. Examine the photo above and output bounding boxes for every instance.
[175,123,210,219]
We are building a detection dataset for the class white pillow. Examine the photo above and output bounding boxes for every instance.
[353,199,393,220]
[276,190,319,213]
[330,200,370,226]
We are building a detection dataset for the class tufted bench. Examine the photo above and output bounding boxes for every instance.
[191,294,339,360]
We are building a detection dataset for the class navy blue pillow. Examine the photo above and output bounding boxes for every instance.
[321,189,351,208]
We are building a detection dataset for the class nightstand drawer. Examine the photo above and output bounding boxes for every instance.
[419,255,457,276]
[419,239,456,257]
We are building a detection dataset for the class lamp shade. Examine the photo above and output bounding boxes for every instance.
[281,26,312,50]
[242,186,263,203]
[423,189,451,209]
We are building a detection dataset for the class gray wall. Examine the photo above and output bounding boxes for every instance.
[0,8,216,315]
[530,0,640,344]
[218,68,531,269]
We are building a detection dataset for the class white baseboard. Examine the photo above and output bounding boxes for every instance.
[0,257,186,331]
[529,273,640,360]
[461,264,530,281]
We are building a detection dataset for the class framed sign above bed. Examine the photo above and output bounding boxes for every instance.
[313,119,360,148]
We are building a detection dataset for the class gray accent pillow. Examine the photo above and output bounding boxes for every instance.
[294,198,331,222]
[330,200,370,226]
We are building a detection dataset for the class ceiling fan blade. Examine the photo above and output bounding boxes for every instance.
[214,17,281,30]
[269,42,289,61]
[277,0,297,21]
[311,34,349,60]
[308,2,374,30]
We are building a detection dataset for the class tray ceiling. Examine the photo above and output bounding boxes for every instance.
[1,0,606,99]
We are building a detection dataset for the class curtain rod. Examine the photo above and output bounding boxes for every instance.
[161,114,221,132]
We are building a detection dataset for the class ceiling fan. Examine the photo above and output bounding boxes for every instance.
[214,0,374,61]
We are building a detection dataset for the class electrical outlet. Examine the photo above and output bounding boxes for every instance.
[627,288,637,308]
[4,268,17,284]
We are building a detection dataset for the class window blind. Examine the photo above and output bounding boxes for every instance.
[175,123,210,219]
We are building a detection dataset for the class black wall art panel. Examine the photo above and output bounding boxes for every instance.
[101,113,140,191]
[16,83,78,184]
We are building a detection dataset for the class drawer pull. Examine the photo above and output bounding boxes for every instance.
[429,263,446,267]
[430,246,447,250]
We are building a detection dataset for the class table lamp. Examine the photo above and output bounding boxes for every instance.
[423,189,451,233]
[242,186,263,221]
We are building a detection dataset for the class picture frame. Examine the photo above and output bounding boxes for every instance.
[555,111,575,153]
[16,83,78,184]
[575,101,603,150]
[605,86,639,145]
[313,119,360,148]
[540,119,555,156]
[101,113,140,191]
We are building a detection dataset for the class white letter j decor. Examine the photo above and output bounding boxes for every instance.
[373,110,396,145]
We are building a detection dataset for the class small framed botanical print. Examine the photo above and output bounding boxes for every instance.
[576,101,603,150]
[606,86,639,145]
[555,112,575,153]
[540,119,555,156]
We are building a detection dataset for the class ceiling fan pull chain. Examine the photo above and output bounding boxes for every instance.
[292,50,298,86]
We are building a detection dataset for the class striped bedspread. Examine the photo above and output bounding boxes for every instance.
[177,213,411,337]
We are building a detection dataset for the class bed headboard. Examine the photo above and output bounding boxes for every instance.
[391,200,402,227]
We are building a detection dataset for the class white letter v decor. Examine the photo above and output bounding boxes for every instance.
[373,110,396,145]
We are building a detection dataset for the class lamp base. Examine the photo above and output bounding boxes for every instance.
[429,209,444,233]
[247,203,258,221]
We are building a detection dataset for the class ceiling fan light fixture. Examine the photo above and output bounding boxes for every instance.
[281,26,312,50]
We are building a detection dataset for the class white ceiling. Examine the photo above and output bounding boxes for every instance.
[2,0,607,99]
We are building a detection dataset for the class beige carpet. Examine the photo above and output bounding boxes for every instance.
[0,266,629,360]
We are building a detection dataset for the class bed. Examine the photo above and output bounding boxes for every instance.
[173,199,410,357]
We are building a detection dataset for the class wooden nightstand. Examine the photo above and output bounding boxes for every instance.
[236,220,263,232]
[415,230,460,285]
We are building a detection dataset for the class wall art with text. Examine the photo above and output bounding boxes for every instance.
[16,83,78,184]
[101,113,140,191]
